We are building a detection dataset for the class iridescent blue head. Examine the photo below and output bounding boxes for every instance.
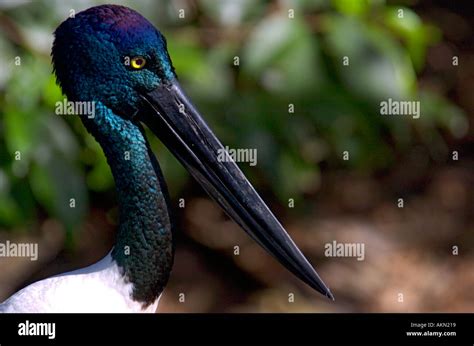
[51,4,333,303]
[52,5,175,117]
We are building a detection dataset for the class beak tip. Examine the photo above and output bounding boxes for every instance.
[305,268,334,301]
[315,281,334,301]
[326,290,335,301]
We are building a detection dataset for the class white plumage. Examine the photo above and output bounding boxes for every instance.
[0,252,159,313]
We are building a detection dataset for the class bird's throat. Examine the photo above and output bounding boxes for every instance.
[83,103,174,307]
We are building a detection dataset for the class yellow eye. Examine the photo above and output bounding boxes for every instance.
[131,56,146,69]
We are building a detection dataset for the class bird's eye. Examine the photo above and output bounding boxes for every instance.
[130,56,146,69]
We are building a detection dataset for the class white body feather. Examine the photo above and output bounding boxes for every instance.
[0,252,159,313]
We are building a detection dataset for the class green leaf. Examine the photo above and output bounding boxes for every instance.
[323,15,416,100]
[201,0,263,25]
[29,156,87,233]
[243,13,324,94]
[332,0,370,16]
[384,7,441,70]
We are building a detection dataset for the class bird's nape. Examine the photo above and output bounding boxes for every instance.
[137,79,334,300]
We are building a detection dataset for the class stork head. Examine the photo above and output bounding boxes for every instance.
[52,5,175,117]
[52,4,333,300]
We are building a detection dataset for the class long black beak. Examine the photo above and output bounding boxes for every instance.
[138,79,333,300]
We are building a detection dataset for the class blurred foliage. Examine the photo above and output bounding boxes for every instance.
[0,0,467,234]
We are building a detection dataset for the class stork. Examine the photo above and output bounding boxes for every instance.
[0,5,333,313]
